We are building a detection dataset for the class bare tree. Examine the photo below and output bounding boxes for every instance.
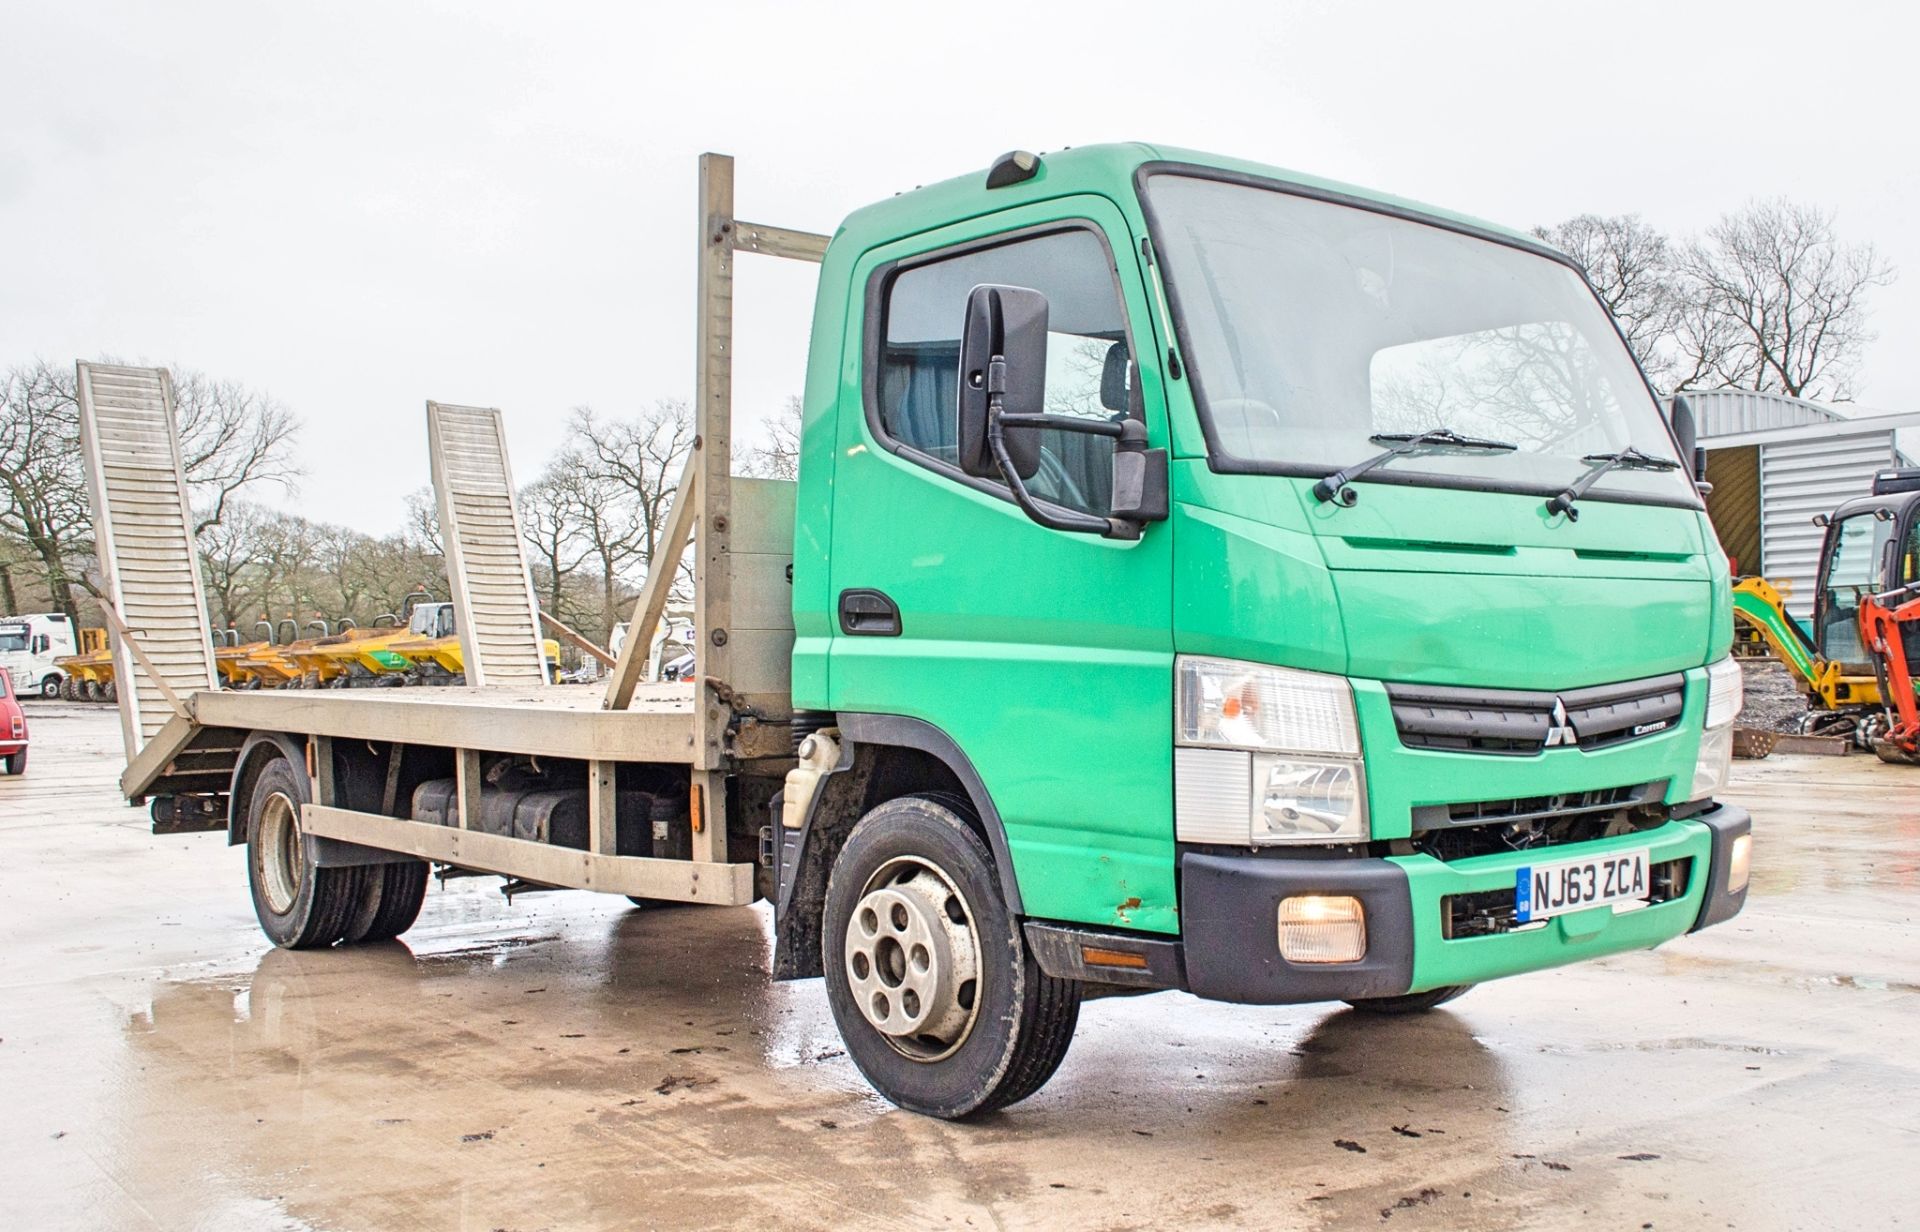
[403,487,443,557]
[1674,200,1896,400]
[170,370,302,533]
[520,467,591,625]
[198,500,273,632]
[557,455,646,642]
[571,401,695,568]
[0,360,302,622]
[740,395,804,481]
[0,362,91,618]
[1533,214,1682,389]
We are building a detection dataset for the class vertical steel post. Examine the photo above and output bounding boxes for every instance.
[691,152,736,863]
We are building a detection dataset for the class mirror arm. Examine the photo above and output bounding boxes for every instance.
[995,412,1127,440]
[986,393,1131,538]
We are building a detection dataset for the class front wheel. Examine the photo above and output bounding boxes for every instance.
[40,675,59,700]
[823,796,1081,1119]
[1345,984,1473,1014]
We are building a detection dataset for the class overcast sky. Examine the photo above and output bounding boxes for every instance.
[5,1,1915,533]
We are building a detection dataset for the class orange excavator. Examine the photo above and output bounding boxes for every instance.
[1732,467,1920,761]
[1859,580,1920,763]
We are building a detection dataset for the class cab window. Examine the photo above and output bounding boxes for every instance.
[1821,515,1886,664]
[876,227,1135,516]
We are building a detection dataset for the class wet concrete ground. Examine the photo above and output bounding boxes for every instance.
[0,703,1914,1231]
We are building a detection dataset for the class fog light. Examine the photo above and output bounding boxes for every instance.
[1727,833,1752,894]
[1277,895,1367,964]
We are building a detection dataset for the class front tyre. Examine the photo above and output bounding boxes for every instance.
[245,756,367,949]
[1345,984,1473,1014]
[823,796,1080,1119]
[40,674,60,700]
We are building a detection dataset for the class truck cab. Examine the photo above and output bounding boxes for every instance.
[0,613,78,700]
[774,145,1751,1112]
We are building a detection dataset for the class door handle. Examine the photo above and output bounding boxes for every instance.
[838,589,901,637]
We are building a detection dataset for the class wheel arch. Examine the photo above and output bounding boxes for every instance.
[227,730,305,846]
[771,713,1024,981]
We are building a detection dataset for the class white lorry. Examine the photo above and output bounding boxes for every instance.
[0,613,78,699]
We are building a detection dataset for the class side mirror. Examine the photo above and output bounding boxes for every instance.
[1671,394,1709,491]
[957,284,1049,480]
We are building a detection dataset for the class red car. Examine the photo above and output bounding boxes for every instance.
[0,668,27,775]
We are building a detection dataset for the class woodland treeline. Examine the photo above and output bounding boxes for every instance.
[0,196,1893,651]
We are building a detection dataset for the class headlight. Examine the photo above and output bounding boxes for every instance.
[1175,656,1367,845]
[1688,657,1742,802]
[1177,656,1360,755]
[1704,656,1743,731]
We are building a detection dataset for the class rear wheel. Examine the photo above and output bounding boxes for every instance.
[344,860,430,943]
[1345,984,1473,1014]
[2,752,23,775]
[823,796,1081,1119]
[245,756,367,949]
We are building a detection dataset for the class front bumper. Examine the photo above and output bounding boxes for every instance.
[1177,803,1751,1005]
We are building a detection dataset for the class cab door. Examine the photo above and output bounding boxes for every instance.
[825,196,1178,933]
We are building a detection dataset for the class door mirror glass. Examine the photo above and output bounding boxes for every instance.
[1670,394,1706,483]
[956,284,1049,480]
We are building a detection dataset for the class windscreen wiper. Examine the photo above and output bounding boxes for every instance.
[1545,447,1681,522]
[1313,428,1518,506]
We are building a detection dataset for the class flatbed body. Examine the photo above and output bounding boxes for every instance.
[132,681,700,800]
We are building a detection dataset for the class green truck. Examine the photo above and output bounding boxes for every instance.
[86,144,1752,1122]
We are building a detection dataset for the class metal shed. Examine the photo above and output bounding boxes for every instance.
[1685,389,1920,617]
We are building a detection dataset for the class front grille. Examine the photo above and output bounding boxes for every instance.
[1409,780,1669,863]
[1442,857,1692,938]
[1387,672,1686,756]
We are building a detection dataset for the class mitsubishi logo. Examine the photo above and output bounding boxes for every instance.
[1543,697,1579,747]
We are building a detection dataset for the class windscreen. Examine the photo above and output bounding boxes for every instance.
[1145,174,1694,503]
[0,627,27,653]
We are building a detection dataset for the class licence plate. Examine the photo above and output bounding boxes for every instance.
[1515,849,1650,923]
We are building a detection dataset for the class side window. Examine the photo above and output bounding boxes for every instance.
[1821,516,1882,664]
[878,227,1135,515]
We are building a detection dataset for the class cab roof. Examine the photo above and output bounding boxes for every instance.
[834,142,1546,257]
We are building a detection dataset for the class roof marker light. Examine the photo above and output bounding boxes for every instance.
[986,150,1041,189]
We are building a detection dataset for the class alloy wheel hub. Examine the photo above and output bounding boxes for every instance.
[844,858,981,1061]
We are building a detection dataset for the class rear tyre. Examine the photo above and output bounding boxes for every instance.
[823,795,1081,1119]
[344,860,430,943]
[245,756,367,949]
[1345,984,1473,1014]
[1,752,22,775]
